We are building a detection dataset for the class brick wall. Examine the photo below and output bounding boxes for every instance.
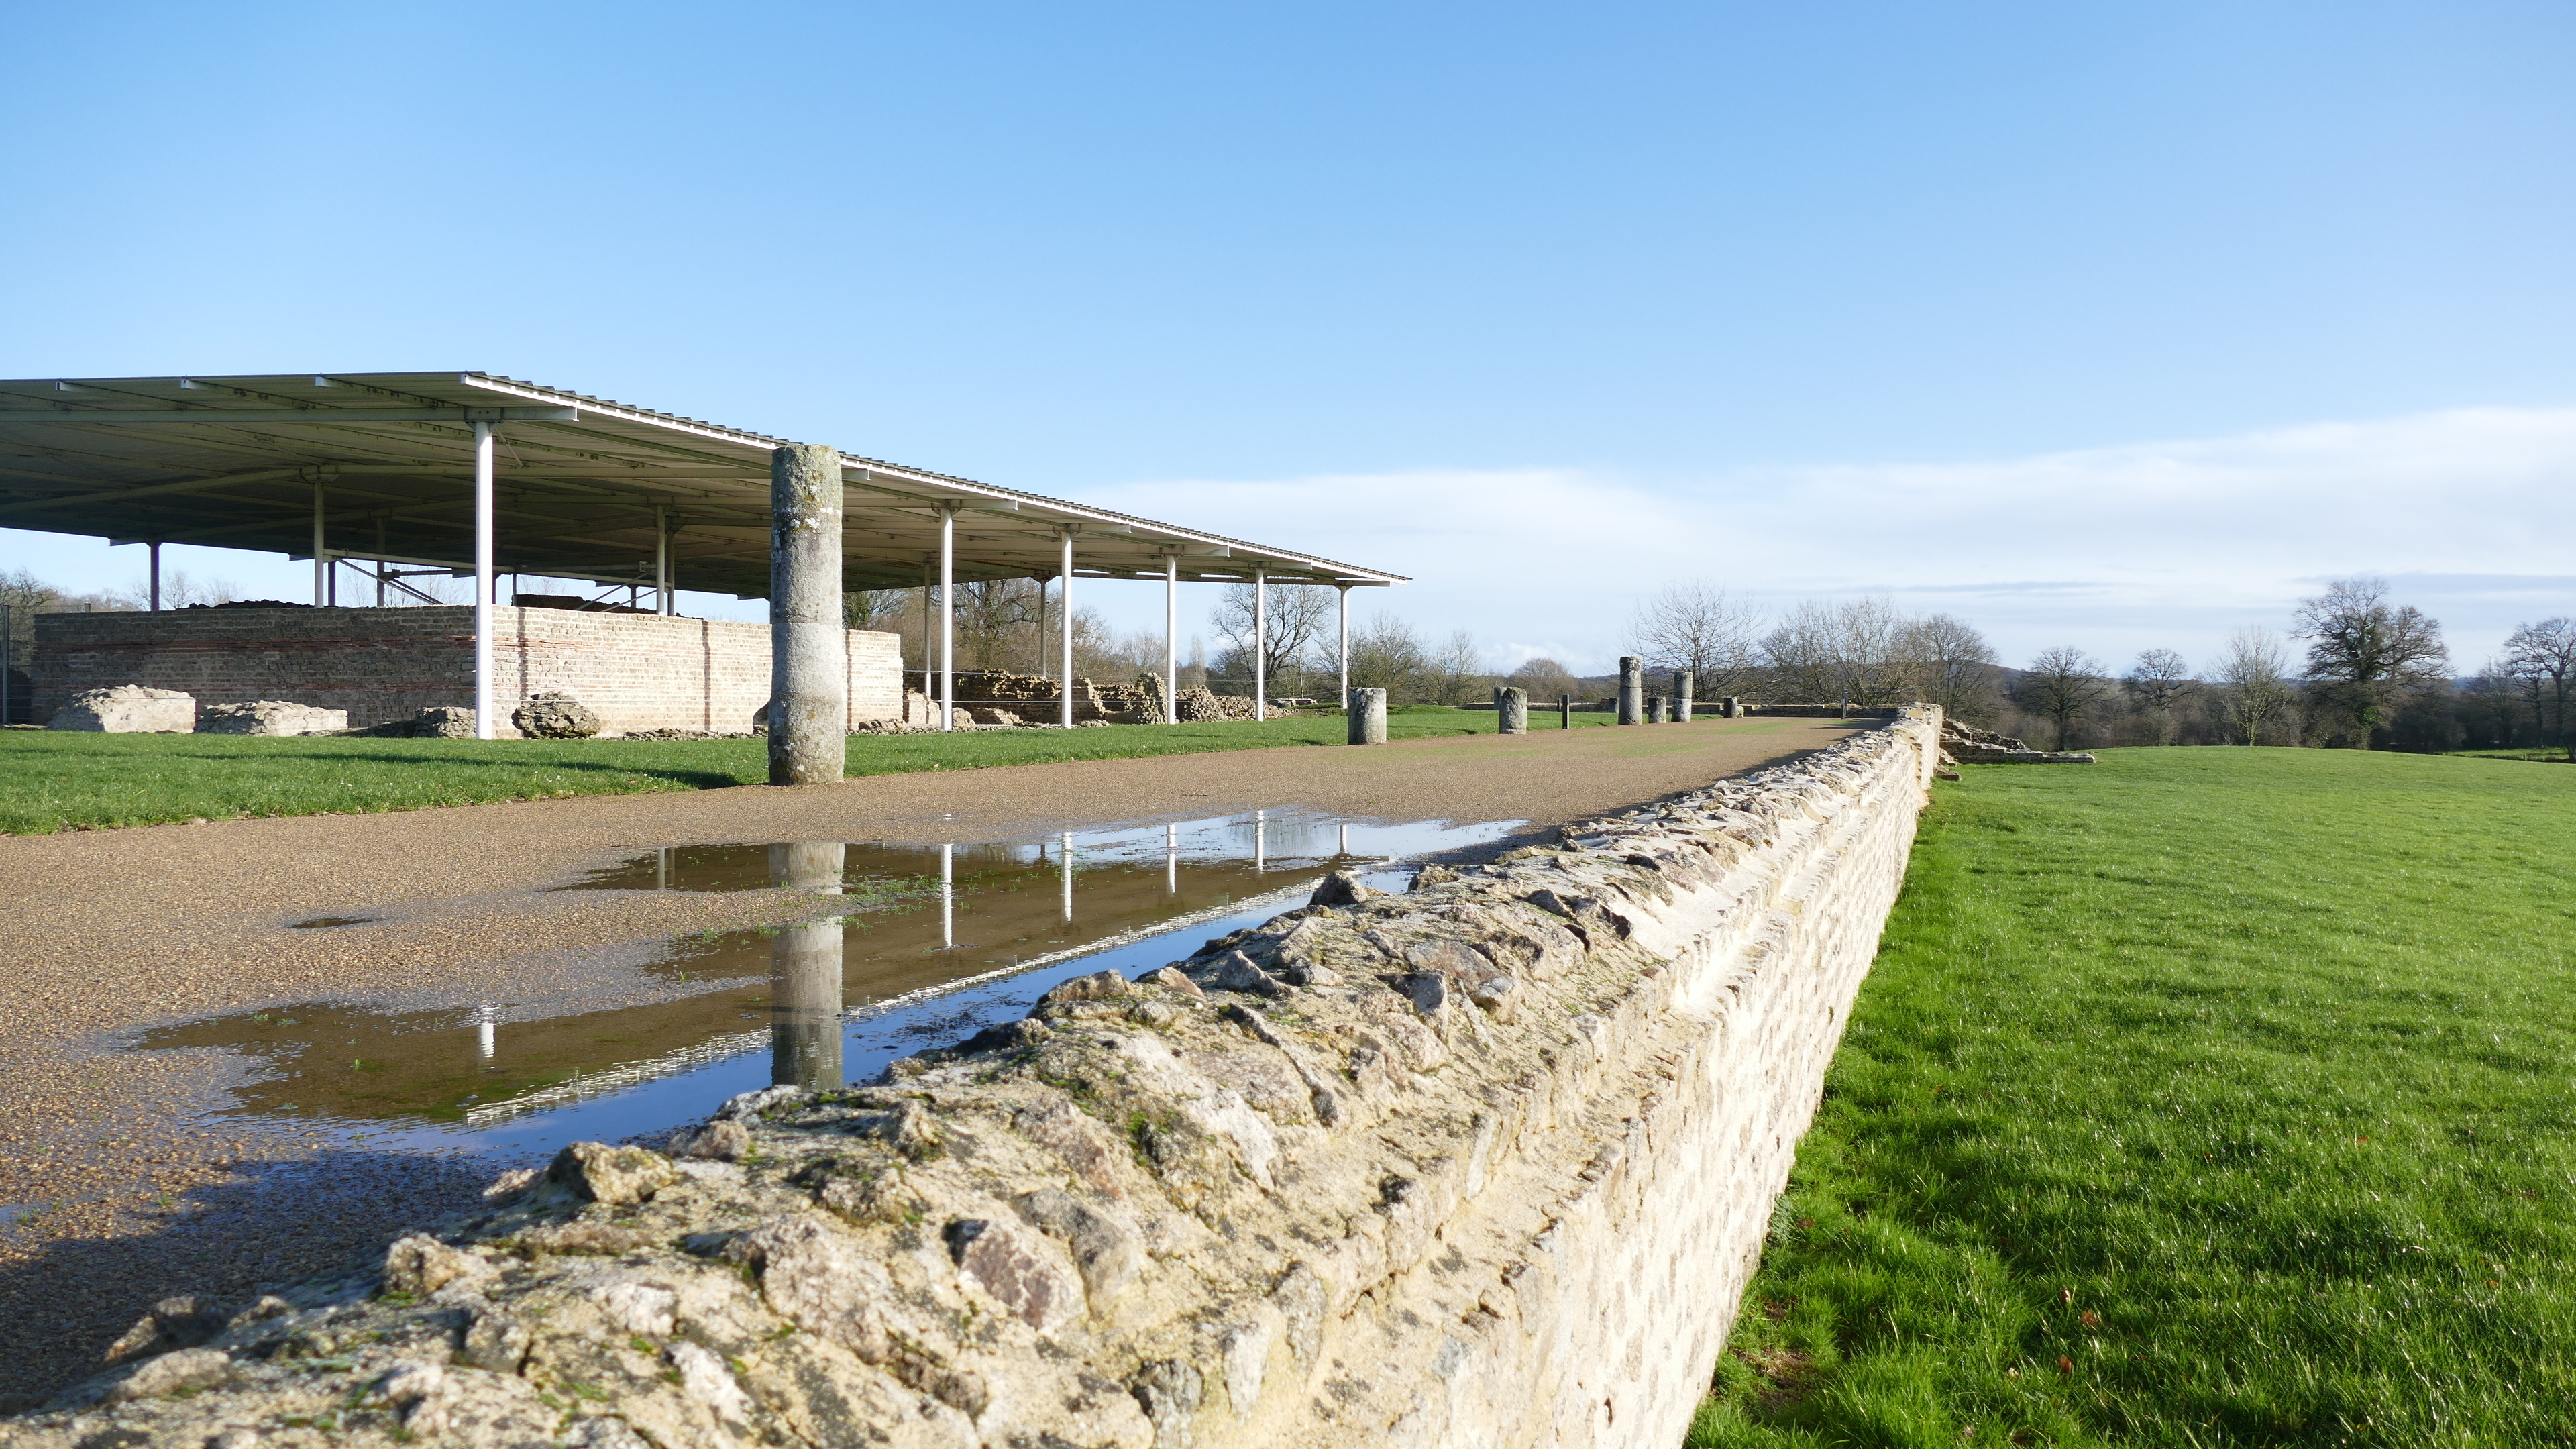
[30,607,902,735]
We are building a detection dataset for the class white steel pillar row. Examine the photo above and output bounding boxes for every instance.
[148,542,162,613]
[769,444,846,786]
[1336,584,1352,709]
[1059,529,1075,729]
[1163,553,1179,724]
[472,421,496,740]
[311,481,328,606]
[1252,565,1267,722]
[938,504,958,732]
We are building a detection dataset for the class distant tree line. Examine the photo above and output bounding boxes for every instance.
[1998,578,2572,758]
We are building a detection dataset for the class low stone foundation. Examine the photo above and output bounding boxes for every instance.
[3,710,1942,1448]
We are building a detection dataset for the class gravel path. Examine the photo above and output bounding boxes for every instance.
[0,716,1852,1403]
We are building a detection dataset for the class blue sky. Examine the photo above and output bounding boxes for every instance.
[5,3,2571,672]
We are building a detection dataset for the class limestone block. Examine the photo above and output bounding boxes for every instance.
[198,700,349,736]
[513,691,601,739]
[46,684,194,733]
[409,705,478,739]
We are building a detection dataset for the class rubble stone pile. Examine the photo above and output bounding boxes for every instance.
[1939,718,2096,765]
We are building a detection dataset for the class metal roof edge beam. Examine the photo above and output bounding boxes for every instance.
[0,406,578,426]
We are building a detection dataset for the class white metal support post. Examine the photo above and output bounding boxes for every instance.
[472,421,496,740]
[148,542,162,612]
[919,559,934,706]
[311,482,328,606]
[655,504,671,615]
[1336,584,1352,708]
[938,504,957,731]
[1252,566,1267,721]
[1058,529,1075,729]
[1163,553,1179,724]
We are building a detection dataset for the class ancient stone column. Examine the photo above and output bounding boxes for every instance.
[1348,687,1387,745]
[769,842,845,1089]
[1725,695,1743,719]
[1495,686,1528,735]
[1676,669,1694,722]
[1559,694,1571,730]
[1618,655,1643,724]
[769,444,845,786]
[1648,696,1668,724]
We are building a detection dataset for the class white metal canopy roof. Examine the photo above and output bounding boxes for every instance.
[0,372,1407,599]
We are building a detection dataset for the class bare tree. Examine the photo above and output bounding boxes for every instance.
[844,587,912,634]
[1427,629,1485,706]
[1507,656,1584,704]
[2502,617,2576,760]
[1899,613,2000,724]
[2123,648,2197,745]
[2016,646,2110,750]
[1210,582,1334,694]
[2210,628,2294,747]
[951,578,1044,671]
[1631,582,1762,698]
[1348,613,1429,704]
[1760,597,1917,708]
[2292,576,2449,749]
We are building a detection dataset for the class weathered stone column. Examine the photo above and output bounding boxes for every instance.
[769,444,845,785]
[1495,685,1528,734]
[1347,686,1387,745]
[1648,695,1668,724]
[1618,655,1643,724]
[1676,669,1694,722]
[769,842,845,1090]
[1726,695,1743,719]
[1560,694,1572,730]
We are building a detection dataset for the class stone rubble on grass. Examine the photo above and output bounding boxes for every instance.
[44,686,195,733]
[197,700,350,737]
[0,712,1940,1449]
[1939,718,2096,764]
[511,693,602,740]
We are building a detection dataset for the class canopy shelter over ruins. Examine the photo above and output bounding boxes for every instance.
[0,372,1405,738]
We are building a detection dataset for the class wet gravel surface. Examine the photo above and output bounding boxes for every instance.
[0,717,1851,1403]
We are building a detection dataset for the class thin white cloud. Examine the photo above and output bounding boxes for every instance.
[1083,407,2576,672]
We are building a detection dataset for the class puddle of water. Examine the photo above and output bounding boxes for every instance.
[287,917,374,930]
[138,812,1514,1162]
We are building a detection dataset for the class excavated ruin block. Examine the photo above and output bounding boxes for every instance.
[45,684,195,733]
[197,700,349,736]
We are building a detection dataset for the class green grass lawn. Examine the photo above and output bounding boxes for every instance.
[1689,748,2576,1447]
[0,704,1652,835]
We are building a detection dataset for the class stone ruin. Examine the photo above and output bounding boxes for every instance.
[512,693,602,740]
[1,712,1945,1449]
[43,686,197,733]
[1939,718,2096,765]
[197,701,350,737]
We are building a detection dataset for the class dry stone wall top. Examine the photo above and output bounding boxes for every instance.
[2,710,1942,1449]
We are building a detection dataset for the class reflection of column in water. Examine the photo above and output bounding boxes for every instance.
[769,841,847,1090]
[655,847,669,891]
[476,1004,496,1062]
[1338,823,1350,858]
[1060,831,1073,924]
[941,841,955,949]
[1165,823,1178,894]
[1254,810,1266,873]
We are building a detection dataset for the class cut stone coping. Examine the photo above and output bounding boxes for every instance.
[1,709,1943,1449]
